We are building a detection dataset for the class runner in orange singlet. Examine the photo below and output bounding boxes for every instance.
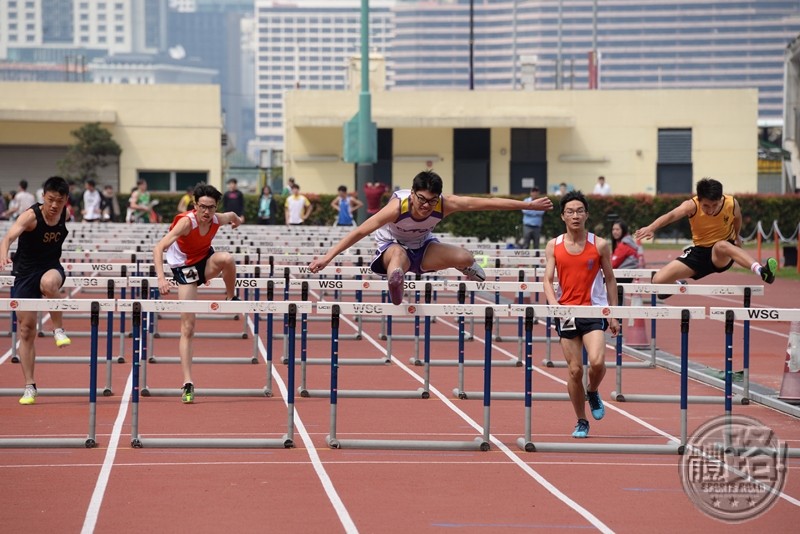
[543,191,618,439]
[153,184,243,404]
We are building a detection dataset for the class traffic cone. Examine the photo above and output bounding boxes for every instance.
[625,292,650,348]
[778,321,800,404]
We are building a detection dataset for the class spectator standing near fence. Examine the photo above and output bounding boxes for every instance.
[331,185,363,226]
[100,185,119,222]
[257,185,278,225]
[0,176,73,405]
[128,180,151,223]
[364,182,388,216]
[222,178,245,219]
[520,185,545,250]
[543,191,618,439]
[284,183,312,225]
[177,186,194,214]
[3,180,36,220]
[592,176,611,196]
[81,180,103,222]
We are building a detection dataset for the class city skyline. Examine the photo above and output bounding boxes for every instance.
[0,0,799,158]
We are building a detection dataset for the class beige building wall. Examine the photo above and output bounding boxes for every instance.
[284,88,757,196]
[0,82,222,193]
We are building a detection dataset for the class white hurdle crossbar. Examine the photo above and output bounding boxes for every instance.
[0,299,114,448]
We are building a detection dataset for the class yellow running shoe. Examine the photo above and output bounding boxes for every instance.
[19,385,37,405]
[181,382,195,404]
[53,328,71,348]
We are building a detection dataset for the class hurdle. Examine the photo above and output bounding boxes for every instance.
[129,276,250,340]
[624,282,762,368]
[124,298,311,400]
[134,277,288,365]
[322,303,500,451]
[0,299,110,448]
[517,305,704,454]
[271,267,364,342]
[709,307,800,458]
[1,296,117,398]
[129,300,307,449]
[610,284,763,404]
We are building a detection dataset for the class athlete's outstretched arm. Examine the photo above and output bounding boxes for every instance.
[635,199,695,241]
[443,194,552,216]
[308,197,400,273]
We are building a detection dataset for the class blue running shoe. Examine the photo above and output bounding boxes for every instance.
[572,419,590,439]
[388,268,404,305]
[586,390,605,420]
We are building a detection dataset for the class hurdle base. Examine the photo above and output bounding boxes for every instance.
[326,435,489,451]
[147,356,258,364]
[0,437,97,449]
[301,387,428,399]
[140,387,270,398]
[517,439,682,455]
[0,388,110,397]
[130,437,293,449]
[542,360,653,369]
[34,356,126,364]
[387,334,469,342]
[286,357,391,366]
[455,390,568,401]
[609,391,747,404]
[153,332,248,339]
[410,358,522,368]
[273,332,361,341]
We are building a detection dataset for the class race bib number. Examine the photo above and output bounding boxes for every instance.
[177,265,199,282]
[560,317,577,331]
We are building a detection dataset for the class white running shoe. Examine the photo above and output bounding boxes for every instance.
[19,385,37,405]
[458,261,486,282]
[53,328,71,348]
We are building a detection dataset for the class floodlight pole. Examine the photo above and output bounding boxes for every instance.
[355,0,374,223]
[469,0,475,90]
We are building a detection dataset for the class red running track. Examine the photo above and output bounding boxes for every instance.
[1,266,799,533]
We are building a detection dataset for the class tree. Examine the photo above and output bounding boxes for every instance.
[58,122,122,182]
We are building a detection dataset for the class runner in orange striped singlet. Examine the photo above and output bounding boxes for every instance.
[543,191,618,439]
[153,184,244,404]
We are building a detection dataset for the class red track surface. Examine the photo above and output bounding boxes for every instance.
[1,255,799,533]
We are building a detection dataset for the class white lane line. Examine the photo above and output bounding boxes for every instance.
[431,314,800,508]
[332,311,614,533]
[249,316,358,534]
[81,370,133,534]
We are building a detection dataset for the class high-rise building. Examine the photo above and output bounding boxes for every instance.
[391,0,800,126]
[0,0,168,60]
[168,1,252,152]
[253,0,394,151]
